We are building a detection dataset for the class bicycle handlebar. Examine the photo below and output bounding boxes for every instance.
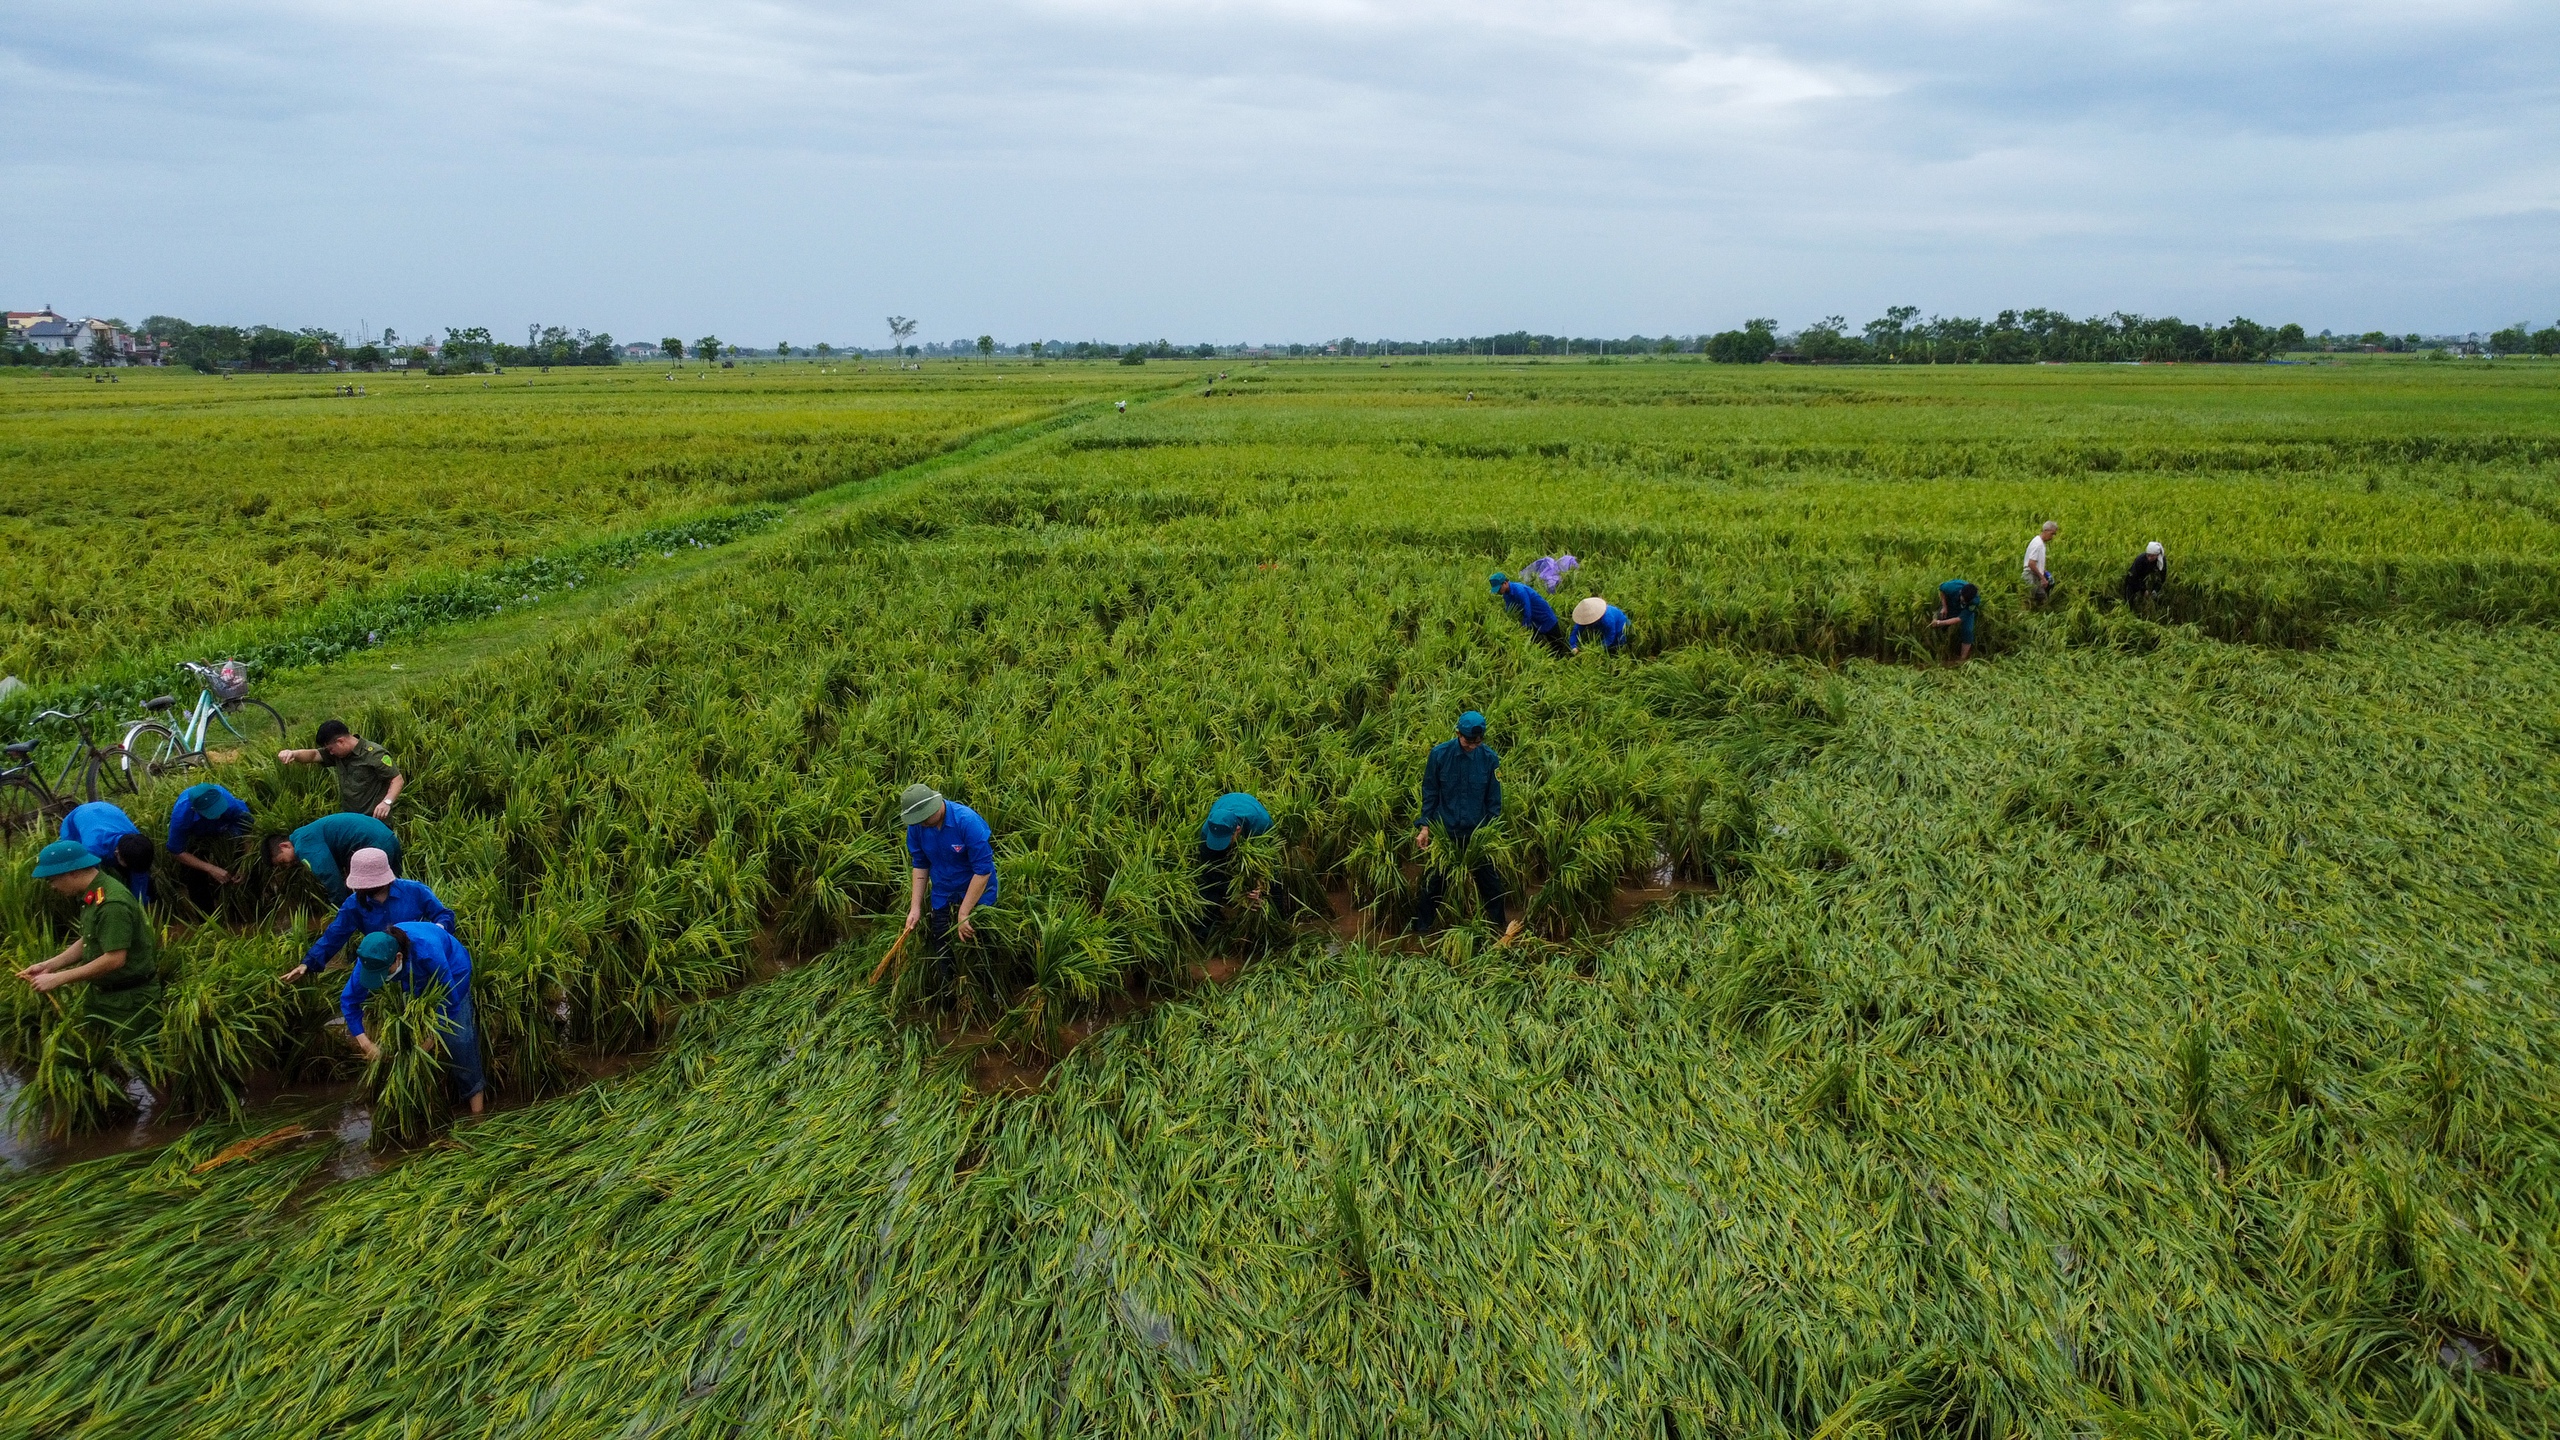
[32,707,100,723]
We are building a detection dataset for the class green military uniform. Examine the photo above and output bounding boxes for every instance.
[323,738,402,815]
[77,872,160,1035]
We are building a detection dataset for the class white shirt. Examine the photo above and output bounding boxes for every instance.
[2024,535,2048,575]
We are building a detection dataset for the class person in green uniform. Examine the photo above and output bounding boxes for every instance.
[16,840,160,1036]
[278,719,406,820]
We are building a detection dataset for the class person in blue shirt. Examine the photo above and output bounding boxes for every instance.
[1411,710,1515,939]
[1193,792,1273,945]
[266,812,402,902]
[346,922,484,1115]
[59,800,155,907]
[1931,579,1981,664]
[279,846,456,983]
[1568,596,1631,656]
[166,783,254,914]
[899,783,997,993]
[1489,572,1570,657]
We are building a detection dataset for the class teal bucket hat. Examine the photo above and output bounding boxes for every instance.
[31,840,97,879]
[1455,710,1487,738]
[1487,572,1507,590]
[191,785,233,818]
[355,930,401,991]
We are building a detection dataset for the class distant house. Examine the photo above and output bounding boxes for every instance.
[623,342,659,359]
[6,308,71,338]
[20,319,82,354]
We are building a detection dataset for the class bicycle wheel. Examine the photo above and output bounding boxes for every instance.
[120,723,194,779]
[87,746,141,800]
[0,774,57,837]
[216,698,288,750]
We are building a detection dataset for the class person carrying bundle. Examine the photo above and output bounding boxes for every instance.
[166,782,254,913]
[2122,541,2167,606]
[16,841,160,1038]
[1931,579,1981,664]
[1568,597,1630,655]
[267,812,402,902]
[899,784,997,992]
[346,923,485,1116]
[1192,792,1272,944]
[277,719,405,820]
[280,847,456,983]
[58,799,156,907]
[1488,572,1569,656]
[1411,710,1518,941]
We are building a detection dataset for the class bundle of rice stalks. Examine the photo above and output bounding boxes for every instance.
[361,984,458,1147]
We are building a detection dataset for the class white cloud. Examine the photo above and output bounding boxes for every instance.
[2,1,2553,338]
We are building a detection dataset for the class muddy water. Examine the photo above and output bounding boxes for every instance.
[0,1064,374,1177]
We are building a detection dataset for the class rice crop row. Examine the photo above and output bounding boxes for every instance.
[0,622,2549,1435]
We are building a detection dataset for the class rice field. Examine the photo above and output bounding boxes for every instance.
[0,361,1129,683]
[1,355,2555,1436]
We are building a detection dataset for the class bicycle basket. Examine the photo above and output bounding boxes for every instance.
[210,661,251,701]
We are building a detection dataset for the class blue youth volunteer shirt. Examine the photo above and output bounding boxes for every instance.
[906,800,999,909]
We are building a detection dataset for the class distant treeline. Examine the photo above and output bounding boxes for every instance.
[1338,313,2317,364]
[0,318,629,372]
[1303,312,2560,363]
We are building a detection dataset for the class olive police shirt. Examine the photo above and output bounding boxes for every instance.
[79,872,159,992]
[324,738,403,815]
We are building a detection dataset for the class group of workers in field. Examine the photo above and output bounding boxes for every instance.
[19,521,2174,1095]
[1932,524,2169,663]
[16,717,487,1115]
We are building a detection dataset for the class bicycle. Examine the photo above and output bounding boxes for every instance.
[0,707,139,835]
[119,660,288,779]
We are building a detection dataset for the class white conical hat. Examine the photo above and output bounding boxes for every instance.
[1571,597,1608,626]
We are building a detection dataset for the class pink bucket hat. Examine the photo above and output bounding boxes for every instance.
[345,847,397,890]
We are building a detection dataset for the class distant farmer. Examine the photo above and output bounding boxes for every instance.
[58,800,155,907]
[1115,400,1127,414]
[900,784,997,992]
[1413,710,1516,940]
[2122,541,2167,606]
[1489,572,1570,657]
[281,848,456,983]
[277,719,405,820]
[166,782,254,913]
[267,812,403,902]
[1192,792,1273,944]
[1568,596,1630,655]
[1524,554,1579,593]
[346,923,485,1116]
[2023,521,2059,605]
[17,840,160,1036]
[1931,578,1982,664]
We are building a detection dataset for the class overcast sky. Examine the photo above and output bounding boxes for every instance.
[7,1,2555,344]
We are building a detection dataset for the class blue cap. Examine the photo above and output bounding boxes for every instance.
[31,840,98,879]
[1487,572,1506,589]
[354,930,400,991]
[1455,710,1486,737]
[190,785,233,819]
